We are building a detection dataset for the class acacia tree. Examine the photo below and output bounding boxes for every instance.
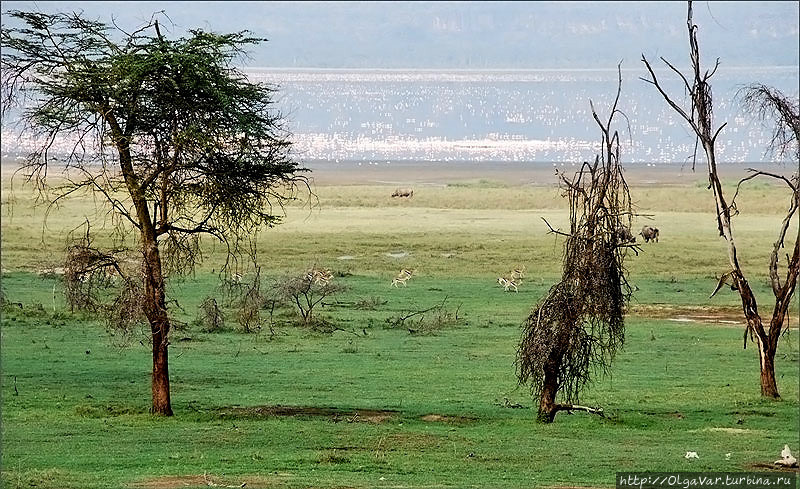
[1,11,309,415]
[642,1,799,399]
[516,66,635,423]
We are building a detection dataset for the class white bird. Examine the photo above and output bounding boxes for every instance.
[775,445,797,467]
[685,451,699,459]
[725,453,731,460]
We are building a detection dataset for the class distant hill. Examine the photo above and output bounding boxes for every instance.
[1,1,798,69]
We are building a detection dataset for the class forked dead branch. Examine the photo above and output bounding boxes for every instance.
[516,64,636,423]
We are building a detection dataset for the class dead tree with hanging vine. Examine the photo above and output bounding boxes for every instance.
[642,1,799,399]
[516,64,636,423]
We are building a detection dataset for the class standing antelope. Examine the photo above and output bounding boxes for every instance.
[498,277,519,292]
[510,265,526,282]
[391,268,414,287]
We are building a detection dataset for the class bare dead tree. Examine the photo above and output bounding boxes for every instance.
[275,270,347,328]
[516,64,635,423]
[196,296,226,333]
[642,1,799,399]
[234,264,266,333]
[384,296,463,335]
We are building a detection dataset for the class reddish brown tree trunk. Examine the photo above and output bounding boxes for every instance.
[151,323,172,415]
[109,116,174,415]
[143,239,173,416]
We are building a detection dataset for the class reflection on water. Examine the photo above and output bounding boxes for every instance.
[2,68,798,165]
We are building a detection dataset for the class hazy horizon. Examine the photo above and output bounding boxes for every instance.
[2,1,798,69]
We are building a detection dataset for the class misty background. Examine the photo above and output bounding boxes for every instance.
[2,1,798,69]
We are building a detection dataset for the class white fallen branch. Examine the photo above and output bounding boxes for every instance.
[553,403,606,417]
[775,445,798,467]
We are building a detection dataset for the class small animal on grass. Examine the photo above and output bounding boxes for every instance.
[391,188,414,198]
[614,226,636,244]
[640,225,660,243]
[498,276,519,292]
[305,267,333,285]
[510,265,526,282]
[391,268,414,287]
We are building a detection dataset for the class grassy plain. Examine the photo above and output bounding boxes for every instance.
[1,165,799,489]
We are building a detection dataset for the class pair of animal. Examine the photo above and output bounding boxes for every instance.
[391,268,414,287]
[498,266,526,292]
[615,225,660,244]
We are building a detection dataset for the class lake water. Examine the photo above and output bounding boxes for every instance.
[249,67,799,165]
[2,67,797,167]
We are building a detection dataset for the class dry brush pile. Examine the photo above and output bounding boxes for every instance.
[516,67,637,423]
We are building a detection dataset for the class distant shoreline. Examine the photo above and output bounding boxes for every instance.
[5,158,790,187]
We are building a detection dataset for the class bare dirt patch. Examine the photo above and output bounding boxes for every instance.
[747,463,800,473]
[216,405,398,423]
[698,427,764,435]
[420,413,477,424]
[131,473,279,489]
[132,475,207,489]
[631,305,747,326]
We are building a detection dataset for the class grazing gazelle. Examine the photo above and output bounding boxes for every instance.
[306,267,333,286]
[498,276,519,292]
[391,268,414,287]
[510,265,526,282]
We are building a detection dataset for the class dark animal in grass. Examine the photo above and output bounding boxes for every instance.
[614,226,636,244]
[640,225,660,243]
[391,188,414,198]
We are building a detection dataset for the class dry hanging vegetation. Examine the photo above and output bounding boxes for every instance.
[516,65,636,423]
[63,222,127,313]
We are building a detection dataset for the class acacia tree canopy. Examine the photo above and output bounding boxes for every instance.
[1,10,309,415]
[3,10,307,267]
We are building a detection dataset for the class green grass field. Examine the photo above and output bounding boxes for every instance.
[1,173,799,489]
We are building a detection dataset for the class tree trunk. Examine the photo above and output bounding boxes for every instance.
[109,119,174,415]
[151,323,173,415]
[758,344,780,398]
[537,360,560,423]
[143,238,173,416]
[735,276,781,400]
